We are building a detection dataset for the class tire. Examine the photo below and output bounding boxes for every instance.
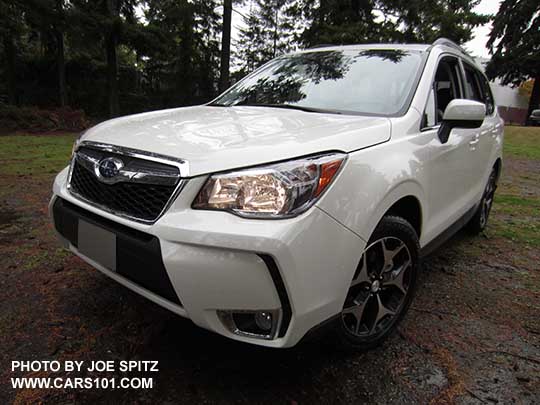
[467,167,498,235]
[332,215,420,351]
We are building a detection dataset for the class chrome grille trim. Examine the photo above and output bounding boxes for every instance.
[75,150,180,186]
[67,141,189,224]
[75,141,190,176]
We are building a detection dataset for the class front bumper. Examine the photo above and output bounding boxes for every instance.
[51,167,365,347]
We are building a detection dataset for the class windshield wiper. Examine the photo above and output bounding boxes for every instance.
[233,103,343,115]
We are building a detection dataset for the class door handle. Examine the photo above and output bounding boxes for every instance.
[469,135,480,150]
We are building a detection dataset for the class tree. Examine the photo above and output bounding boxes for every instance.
[236,0,295,73]
[144,0,221,104]
[70,0,142,117]
[0,0,25,105]
[486,0,540,124]
[519,79,534,100]
[295,0,384,47]
[21,0,70,106]
[293,0,489,47]
[219,0,232,92]
[54,0,68,106]
[381,0,489,44]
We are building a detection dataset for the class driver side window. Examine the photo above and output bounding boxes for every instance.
[424,56,463,127]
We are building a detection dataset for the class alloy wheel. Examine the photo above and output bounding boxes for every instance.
[480,170,497,228]
[342,237,412,337]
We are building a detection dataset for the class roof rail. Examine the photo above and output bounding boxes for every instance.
[432,38,470,55]
[308,44,335,49]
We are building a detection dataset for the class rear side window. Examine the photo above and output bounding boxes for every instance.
[476,73,495,115]
[464,65,483,103]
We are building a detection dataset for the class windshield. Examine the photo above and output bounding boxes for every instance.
[212,49,424,116]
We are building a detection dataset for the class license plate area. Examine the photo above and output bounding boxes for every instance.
[78,219,117,271]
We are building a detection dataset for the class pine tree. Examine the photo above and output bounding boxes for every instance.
[15,0,70,107]
[485,0,540,124]
[295,0,384,47]
[383,0,489,44]
[293,0,489,47]
[144,0,221,104]
[235,0,296,74]
[0,0,25,105]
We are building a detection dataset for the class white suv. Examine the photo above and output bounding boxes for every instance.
[51,39,503,349]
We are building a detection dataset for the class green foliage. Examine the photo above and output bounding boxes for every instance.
[236,0,296,74]
[485,0,540,86]
[383,0,489,44]
[0,0,497,118]
[292,0,488,47]
[485,0,540,119]
[143,0,221,105]
[0,105,89,132]
[0,0,222,118]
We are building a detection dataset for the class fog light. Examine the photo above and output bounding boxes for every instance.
[217,309,280,340]
[254,311,273,331]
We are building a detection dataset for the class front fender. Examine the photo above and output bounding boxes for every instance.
[316,142,427,245]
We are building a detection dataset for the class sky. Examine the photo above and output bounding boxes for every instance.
[465,0,503,58]
[230,0,503,59]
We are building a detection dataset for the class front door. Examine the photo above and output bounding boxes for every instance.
[422,56,481,243]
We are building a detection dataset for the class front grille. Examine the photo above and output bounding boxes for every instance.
[69,145,182,222]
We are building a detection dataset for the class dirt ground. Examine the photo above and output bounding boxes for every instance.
[0,130,539,404]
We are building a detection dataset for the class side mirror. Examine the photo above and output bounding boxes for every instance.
[438,99,485,143]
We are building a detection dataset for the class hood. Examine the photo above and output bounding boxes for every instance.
[82,105,391,176]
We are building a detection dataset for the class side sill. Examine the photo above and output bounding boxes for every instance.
[420,203,478,258]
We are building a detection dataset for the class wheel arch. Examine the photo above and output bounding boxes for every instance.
[385,196,423,239]
[364,181,425,244]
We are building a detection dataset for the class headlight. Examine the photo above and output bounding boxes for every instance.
[71,131,85,156]
[193,152,346,218]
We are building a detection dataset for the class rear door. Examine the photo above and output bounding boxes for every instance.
[461,62,498,201]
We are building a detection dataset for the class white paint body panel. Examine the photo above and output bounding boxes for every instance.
[82,106,391,176]
[50,43,504,347]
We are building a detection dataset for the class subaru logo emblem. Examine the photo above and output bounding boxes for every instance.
[98,157,124,178]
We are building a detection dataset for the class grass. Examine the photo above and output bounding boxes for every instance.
[0,133,76,177]
[504,126,540,160]
[491,125,540,247]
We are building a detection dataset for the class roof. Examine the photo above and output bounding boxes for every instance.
[295,38,477,66]
[299,43,431,53]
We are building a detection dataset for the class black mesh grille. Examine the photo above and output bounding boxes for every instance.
[70,159,178,222]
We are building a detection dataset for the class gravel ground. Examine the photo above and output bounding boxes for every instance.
[0,133,539,404]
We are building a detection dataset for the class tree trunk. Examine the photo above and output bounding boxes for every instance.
[55,29,68,107]
[273,8,278,58]
[55,0,67,107]
[3,36,18,106]
[219,0,232,93]
[526,77,540,126]
[105,0,120,117]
